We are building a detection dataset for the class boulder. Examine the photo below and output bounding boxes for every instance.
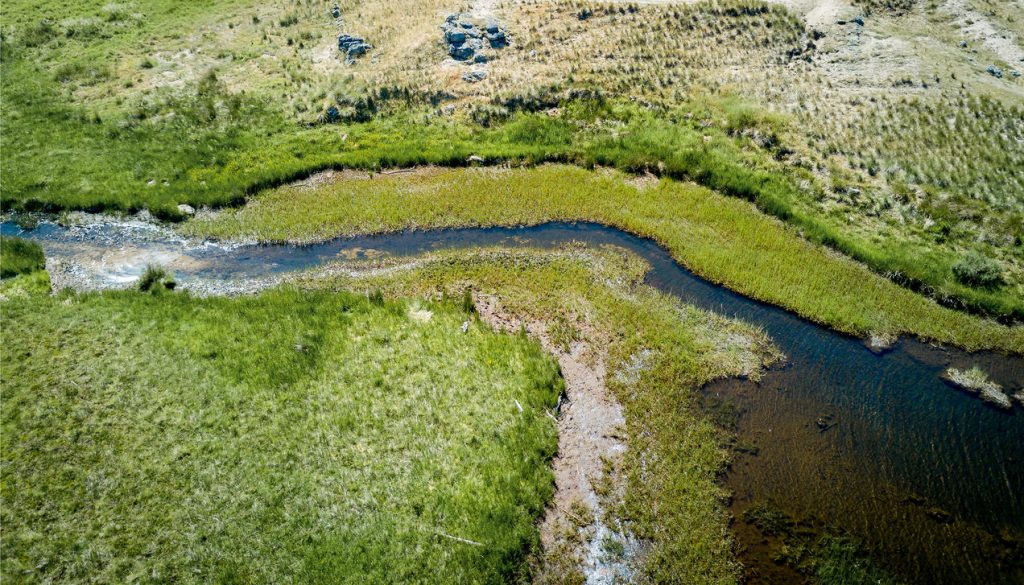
[486,30,506,48]
[338,34,363,51]
[347,42,371,57]
[462,69,487,83]
[177,204,195,216]
[450,44,475,60]
[332,4,340,18]
[443,13,507,58]
[338,34,371,61]
[986,65,1003,78]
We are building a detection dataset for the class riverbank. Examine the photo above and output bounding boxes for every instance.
[0,244,778,583]
[185,164,1024,354]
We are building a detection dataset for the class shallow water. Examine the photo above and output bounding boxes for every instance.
[4,219,1022,584]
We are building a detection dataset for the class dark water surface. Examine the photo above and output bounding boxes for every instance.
[4,220,1022,584]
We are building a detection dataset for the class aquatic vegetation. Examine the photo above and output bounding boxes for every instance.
[742,504,793,536]
[941,366,1013,409]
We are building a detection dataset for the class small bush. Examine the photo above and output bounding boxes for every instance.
[137,265,176,292]
[461,288,475,314]
[952,253,1003,287]
[0,236,45,278]
[368,288,384,305]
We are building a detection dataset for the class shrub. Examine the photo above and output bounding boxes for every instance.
[952,253,1003,287]
[137,264,176,292]
[368,288,384,305]
[0,236,45,278]
[461,288,475,314]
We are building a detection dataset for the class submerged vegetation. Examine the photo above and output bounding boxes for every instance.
[1,284,563,582]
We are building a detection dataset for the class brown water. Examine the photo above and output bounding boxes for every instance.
[4,219,1023,584]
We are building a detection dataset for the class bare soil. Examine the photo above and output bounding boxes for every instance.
[474,294,628,565]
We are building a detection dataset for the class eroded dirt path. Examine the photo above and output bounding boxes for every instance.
[474,295,633,583]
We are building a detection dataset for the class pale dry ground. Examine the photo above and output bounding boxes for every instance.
[110,0,1021,106]
[52,0,1024,296]
[474,294,632,582]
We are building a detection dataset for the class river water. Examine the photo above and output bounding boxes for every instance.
[3,219,1022,584]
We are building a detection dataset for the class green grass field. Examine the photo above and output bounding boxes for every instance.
[1,245,777,583]
[1,286,563,583]
[0,237,45,279]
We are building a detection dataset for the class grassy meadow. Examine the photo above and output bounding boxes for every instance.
[0,244,779,583]
[189,165,1024,353]
[1,285,563,583]
[2,0,1022,581]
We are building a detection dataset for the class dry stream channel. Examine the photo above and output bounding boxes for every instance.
[3,219,1022,585]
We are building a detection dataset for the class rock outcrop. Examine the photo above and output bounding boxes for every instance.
[442,14,508,63]
[338,34,371,62]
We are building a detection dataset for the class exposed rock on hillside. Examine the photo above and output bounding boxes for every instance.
[443,13,508,63]
[338,34,371,62]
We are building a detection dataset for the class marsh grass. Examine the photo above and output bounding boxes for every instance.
[1,286,563,583]
[190,165,1023,353]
